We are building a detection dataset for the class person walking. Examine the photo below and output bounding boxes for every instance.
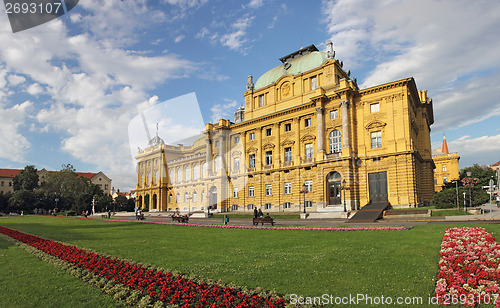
[253,207,258,218]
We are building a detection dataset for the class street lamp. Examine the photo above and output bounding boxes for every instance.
[186,193,192,215]
[342,179,347,212]
[300,183,308,214]
[463,192,467,212]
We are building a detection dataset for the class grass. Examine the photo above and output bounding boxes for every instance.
[0,235,122,308]
[389,206,436,211]
[431,210,471,217]
[2,216,500,307]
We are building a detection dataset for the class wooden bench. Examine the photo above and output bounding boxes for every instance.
[253,217,275,226]
[136,214,145,220]
[101,214,107,218]
[171,216,189,223]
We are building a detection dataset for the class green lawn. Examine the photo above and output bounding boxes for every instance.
[431,210,471,217]
[0,235,122,308]
[2,216,500,307]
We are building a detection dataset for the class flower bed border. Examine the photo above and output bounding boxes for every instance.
[109,219,412,232]
[0,225,288,308]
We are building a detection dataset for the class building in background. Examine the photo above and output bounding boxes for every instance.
[135,43,435,213]
[0,168,112,195]
[432,134,460,192]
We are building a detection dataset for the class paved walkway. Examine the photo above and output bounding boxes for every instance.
[96,203,500,228]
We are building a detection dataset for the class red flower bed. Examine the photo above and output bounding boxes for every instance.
[0,226,286,307]
[435,227,500,307]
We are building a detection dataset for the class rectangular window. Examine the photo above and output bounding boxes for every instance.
[284,182,291,194]
[305,201,313,208]
[201,191,205,201]
[105,184,108,190]
[284,147,292,162]
[283,202,291,209]
[259,94,265,106]
[249,132,255,140]
[249,154,255,168]
[1,182,3,187]
[305,143,313,159]
[443,177,448,184]
[265,184,272,196]
[193,192,197,202]
[234,136,240,144]
[265,151,273,165]
[330,110,338,119]
[265,203,272,210]
[248,186,254,197]
[310,76,317,90]
[434,178,437,185]
[371,131,382,149]
[304,180,312,193]
[266,128,272,136]
[233,187,238,198]
[232,204,238,211]
[442,164,447,172]
[284,123,291,132]
[233,157,240,171]
[370,103,380,113]
[247,204,254,210]
[305,118,312,127]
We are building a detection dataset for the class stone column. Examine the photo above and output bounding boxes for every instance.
[316,107,325,156]
[274,123,280,167]
[293,117,300,164]
[340,100,350,149]
[218,132,225,173]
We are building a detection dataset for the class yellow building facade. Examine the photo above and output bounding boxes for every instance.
[432,135,460,192]
[135,43,435,213]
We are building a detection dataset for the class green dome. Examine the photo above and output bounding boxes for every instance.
[254,51,327,89]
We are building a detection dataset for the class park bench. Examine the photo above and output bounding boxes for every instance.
[253,217,275,226]
[136,213,145,220]
[171,216,189,223]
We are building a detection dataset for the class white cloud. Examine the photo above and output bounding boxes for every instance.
[210,98,238,123]
[7,74,25,86]
[446,134,500,167]
[220,16,254,53]
[26,83,44,96]
[0,101,33,162]
[247,0,263,9]
[174,35,185,43]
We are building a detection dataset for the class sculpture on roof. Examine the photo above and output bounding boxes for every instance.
[246,74,254,91]
[326,40,335,59]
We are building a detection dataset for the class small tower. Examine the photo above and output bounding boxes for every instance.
[441,134,449,154]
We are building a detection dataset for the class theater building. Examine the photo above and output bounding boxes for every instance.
[135,43,435,214]
[432,135,460,192]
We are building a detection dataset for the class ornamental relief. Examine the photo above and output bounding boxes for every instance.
[246,146,258,154]
[281,82,291,98]
[364,120,387,130]
[300,134,316,142]
[280,139,295,147]
[262,143,276,150]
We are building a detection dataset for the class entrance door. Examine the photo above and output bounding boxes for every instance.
[328,181,341,205]
[368,172,388,203]
[209,187,217,210]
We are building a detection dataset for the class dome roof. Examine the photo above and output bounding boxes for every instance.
[148,134,165,147]
[254,51,328,90]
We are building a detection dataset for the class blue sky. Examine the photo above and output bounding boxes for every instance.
[0,0,499,191]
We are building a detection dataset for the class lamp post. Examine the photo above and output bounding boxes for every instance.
[186,193,192,215]
[300,183,308,214]
[342,179,347,212]
[463,192,466,212]
[207,191,211,215]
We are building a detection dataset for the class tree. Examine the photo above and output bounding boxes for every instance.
[9,165,39,213]
[12,165,38,191]
[435,164,496,208]
[0,192,11,213]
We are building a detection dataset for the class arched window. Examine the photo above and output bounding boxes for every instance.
[185,165,191,181]
[202,162,207,178]
[193,191,197,202]
[329,130,342,154]
[193,164,199,180]
[169,169,174,183]
[169,194,172,204]
[177,168,182,183]
[176,193,180,203]
[146,172,151,184]
[155,170,159,184]
[184,192,189,202]
[214,156,221,172]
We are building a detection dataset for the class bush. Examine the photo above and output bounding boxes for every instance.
[433,188,458,209]
[66,210,76,216]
